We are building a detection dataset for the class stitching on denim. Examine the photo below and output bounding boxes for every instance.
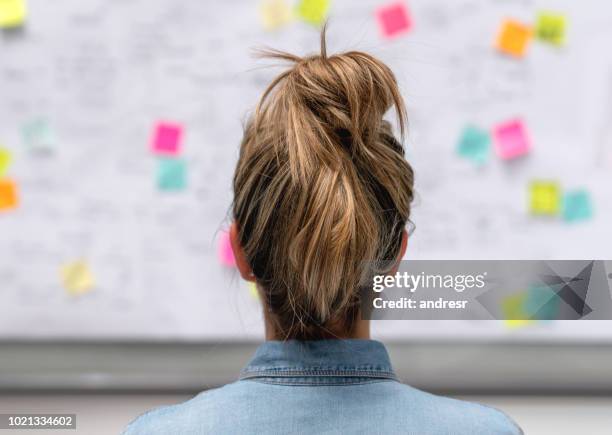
[242,365,391,372]
[239,370,398,381]
[245,378,396,387]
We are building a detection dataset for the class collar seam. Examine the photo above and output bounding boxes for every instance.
[243,378,396,386]
[239,369,397,380]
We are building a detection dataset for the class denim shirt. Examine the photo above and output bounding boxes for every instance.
[124,340,522,435]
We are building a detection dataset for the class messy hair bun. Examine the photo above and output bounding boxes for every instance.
[233,27,414,340]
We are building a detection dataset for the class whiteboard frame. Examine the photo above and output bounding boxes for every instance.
[1,341,612,394]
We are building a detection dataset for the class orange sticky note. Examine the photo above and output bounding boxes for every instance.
[496,19,532,58]
[0,178,18,210]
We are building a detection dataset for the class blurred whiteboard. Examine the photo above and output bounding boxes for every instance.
[1,0,611,342]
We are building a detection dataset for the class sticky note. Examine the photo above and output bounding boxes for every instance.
[218,231,236,267]
[376,2,412,39]
[157,158,187,191]
[525,285,559,320]
[295,0,329,26]
[502,292,534,328]
[529,180,560,216]
[259,0,293,31]
[22,119,56,152]
[151,122,183,156]
[562,190,593,223]
[535,12,567,46]
[0,0,26,28]
[0,178,18,210]
[248,282,260,300]
[496,19,532,58]
[456,125,491,165]
[493,119,531,160]
[61,261,94,296]
[0,147,11,177]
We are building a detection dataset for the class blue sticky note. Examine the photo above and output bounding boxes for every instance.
[562,190,592,222]
[157,158,187,191]
[457,125,491,165]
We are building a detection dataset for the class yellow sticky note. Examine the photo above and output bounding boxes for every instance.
[0,178,18,210]
[61,261,95,296]
[0,0,27,28]
[529,181,560,216]
[502,292,534,329]
[296,0,330,27]
[259,0,293,31]
[536,12,567,46]
[496,19,532,58]
[247,282,260,300]
[505,319,533,329]
[0,147,11,177]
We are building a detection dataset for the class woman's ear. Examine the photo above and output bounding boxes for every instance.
[398,229,408,261]
[389,229,408,274]
[229,222,256,282]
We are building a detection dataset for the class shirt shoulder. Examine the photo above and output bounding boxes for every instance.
[122,383,243,435]
[383,382,523,435]
[123,380,523,435]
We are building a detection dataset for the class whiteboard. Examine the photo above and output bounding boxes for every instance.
[1,0,611,342]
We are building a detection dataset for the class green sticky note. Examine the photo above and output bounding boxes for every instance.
[535,12,567,46]
[529,181,560,216]
[562,190,593,223]
[157,158,187,191]
[0,147,11,177]
[22,118,56,152]
[457,125,491,165]
[296,0,330,26]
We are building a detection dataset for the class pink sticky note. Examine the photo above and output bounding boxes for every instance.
[376,2,412,39]
[151,122,183,155]
[218,231,236,267]
[493,119,531,160]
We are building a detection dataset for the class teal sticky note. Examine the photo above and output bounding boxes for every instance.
[22,118,56,152]
[457,125,491,165]
[562,190,592,222]
[157,158,187,191]
[525,285,559,320]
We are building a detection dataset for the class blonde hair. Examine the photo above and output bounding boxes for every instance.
[232,29,414,340]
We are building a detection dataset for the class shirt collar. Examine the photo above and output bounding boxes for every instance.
[240,339,397,381]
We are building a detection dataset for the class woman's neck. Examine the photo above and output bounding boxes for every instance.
[264,317,371,341]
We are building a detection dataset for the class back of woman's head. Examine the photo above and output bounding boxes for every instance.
[233,29,414,340]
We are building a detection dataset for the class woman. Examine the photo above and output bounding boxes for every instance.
[124,30,522,435]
